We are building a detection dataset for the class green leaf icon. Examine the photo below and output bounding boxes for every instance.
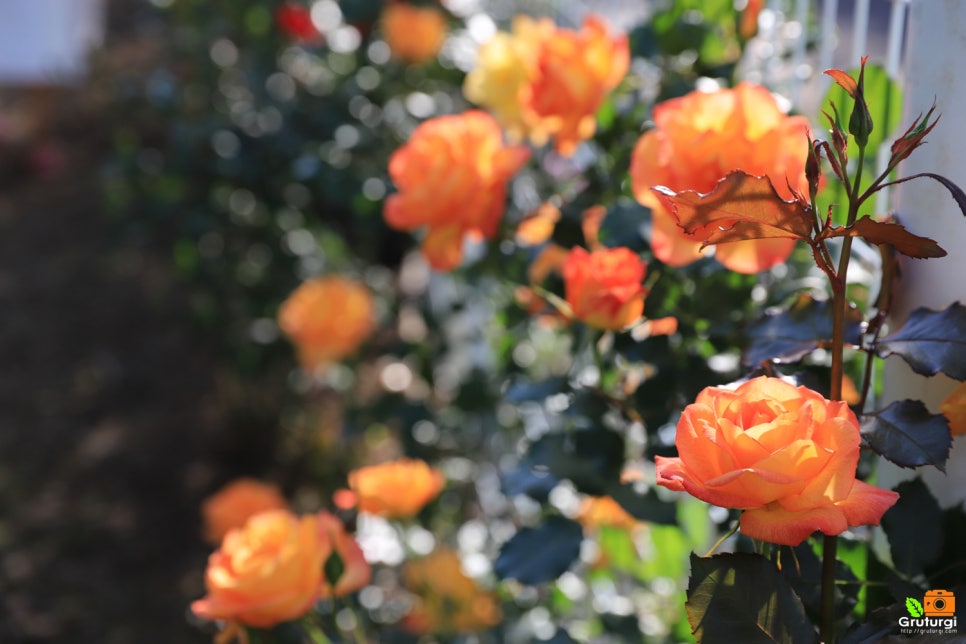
[906,597,924,617]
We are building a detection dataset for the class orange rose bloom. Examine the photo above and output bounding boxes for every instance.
[655,377,899,546]
[191,510,327,628]
[464,15,628,156]
[941,381,966,436]
[577,495,640,531]
[381,3,447,65]
[401,548,501,634]
[317,512,372,597]
[201,478,288,544]
[384,110,530,270]
[348,458,445,519]
[277,276,374,369]
[562,246,647,330]
[630,83,811,273]
[192,510,371,629]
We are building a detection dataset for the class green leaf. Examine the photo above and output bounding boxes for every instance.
[494,516,583,584]
[777,543,859,623]
[324,550,345,588]
[861,399,951,471]
[598,199,648,252]
[881,479,942,577]
[875,302,966,380]
[743,293,863,366]
[526,429,625,496]
[606,483,678,525]
[687,552,819,644]
[906,597,924,618]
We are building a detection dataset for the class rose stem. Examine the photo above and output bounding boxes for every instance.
[821,134,867,644]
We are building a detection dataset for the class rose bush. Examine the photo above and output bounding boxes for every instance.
[384,110,530,270]
[277,276,374,370]
[562,246,647,330]
[655,376,900,546]
[630,83,811,273]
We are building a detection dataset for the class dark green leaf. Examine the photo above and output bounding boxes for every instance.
[875,302,966,380]
[528,429,625,496]
[598,200,648,252]
[926,505,966,590]
[881,172,966,220]
[839,602,908,644]
[777,543,859,623]
[861,399,951,471]
[494,516,583,584]
[687,552,819,644]
[501,461,557,501]
[743,293,863,366]
[606,483,678,525]
[880,478,942,576]
[324,550,345,588]
[503,377,567,403]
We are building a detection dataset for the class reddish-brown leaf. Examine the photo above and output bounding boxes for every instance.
[824,69,858,97]
[823,216,947,259]
[650,171,815,248]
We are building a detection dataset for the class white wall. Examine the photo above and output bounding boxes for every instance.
[879,0,966,508]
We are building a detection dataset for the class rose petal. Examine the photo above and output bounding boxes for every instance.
[740,503,849,546]
[835,479,899,528]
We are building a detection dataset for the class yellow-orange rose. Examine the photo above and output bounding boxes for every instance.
[464,15,628,156]
[384,110,530,270]
[655,376,899,546]
[348,458,445,519]
[277,276,374,369]
[317,511,371,597]
[463,17,554,142]
[401,548,501,634]
[191,510,326,628]
[941,381,966,436]
[201,478,288,545]
[381,3,447,65]
[630,83,811,273]
[562,246,647,330]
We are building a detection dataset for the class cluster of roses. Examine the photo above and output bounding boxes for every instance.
[192,458,504,635]
[276,0,449,64]
[376,12,904,545]
[190,6,945,639]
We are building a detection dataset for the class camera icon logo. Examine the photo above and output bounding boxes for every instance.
[924,589,956,617]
